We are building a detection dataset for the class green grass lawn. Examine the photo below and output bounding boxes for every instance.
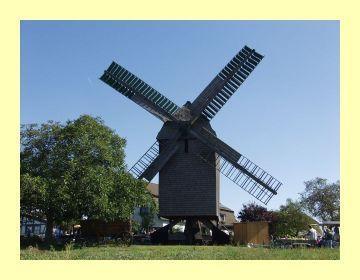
[20,245,340,260]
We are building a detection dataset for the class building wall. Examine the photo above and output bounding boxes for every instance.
[157,118,220,219]
[219,209,238,228]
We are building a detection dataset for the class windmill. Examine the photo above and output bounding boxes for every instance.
[100,45,282,244]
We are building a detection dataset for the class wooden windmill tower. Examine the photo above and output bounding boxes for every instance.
[100,45,282,244]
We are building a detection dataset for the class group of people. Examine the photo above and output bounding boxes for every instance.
[307,224,340,248]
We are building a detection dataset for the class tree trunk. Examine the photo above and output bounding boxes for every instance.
[45,217,54,244]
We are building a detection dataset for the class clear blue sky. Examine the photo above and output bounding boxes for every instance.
[21,20,339,214]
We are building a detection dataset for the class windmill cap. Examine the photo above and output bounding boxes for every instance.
[184,101,192,108]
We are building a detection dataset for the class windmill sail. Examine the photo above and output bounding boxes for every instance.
[140,142,180,181]
[100,62,180,122]
[129,140,181,181]
[198,151,282,205]
[190,126,241,164]
[191,125,282,204]
[128,141,160,179]
[191,46,263,121]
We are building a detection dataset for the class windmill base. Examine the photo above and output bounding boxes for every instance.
[150,217,230,245]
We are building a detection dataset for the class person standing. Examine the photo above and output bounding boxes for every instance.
[307,225,317,246]
[318,225,323,237]
[324,227,334,248]
[334,225,340,242]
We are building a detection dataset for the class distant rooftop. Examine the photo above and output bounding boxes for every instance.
[219,203,234,213]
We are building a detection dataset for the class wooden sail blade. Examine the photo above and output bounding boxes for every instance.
[190,46,264,121]
[100,61,180,122]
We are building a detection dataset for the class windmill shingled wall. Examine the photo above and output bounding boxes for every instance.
[157,119,220,219]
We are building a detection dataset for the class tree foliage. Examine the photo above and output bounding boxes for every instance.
[237,202,273,222]
[237,200,316,237]
[20,115,153,240]
[271,199,316,237]
[300,178,340,221]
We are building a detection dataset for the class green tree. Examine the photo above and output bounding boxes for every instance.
[271,199,316,237]
[300,178,340,221]
[20,115,153,242]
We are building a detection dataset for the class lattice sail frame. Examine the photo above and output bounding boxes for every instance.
[197,151,282,205]
[191,46,264,121]
[100,62,180,122]
[128,141,159,179]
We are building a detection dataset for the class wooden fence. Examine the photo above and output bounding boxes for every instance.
[233,221,270,245]
[80,219,131,239]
